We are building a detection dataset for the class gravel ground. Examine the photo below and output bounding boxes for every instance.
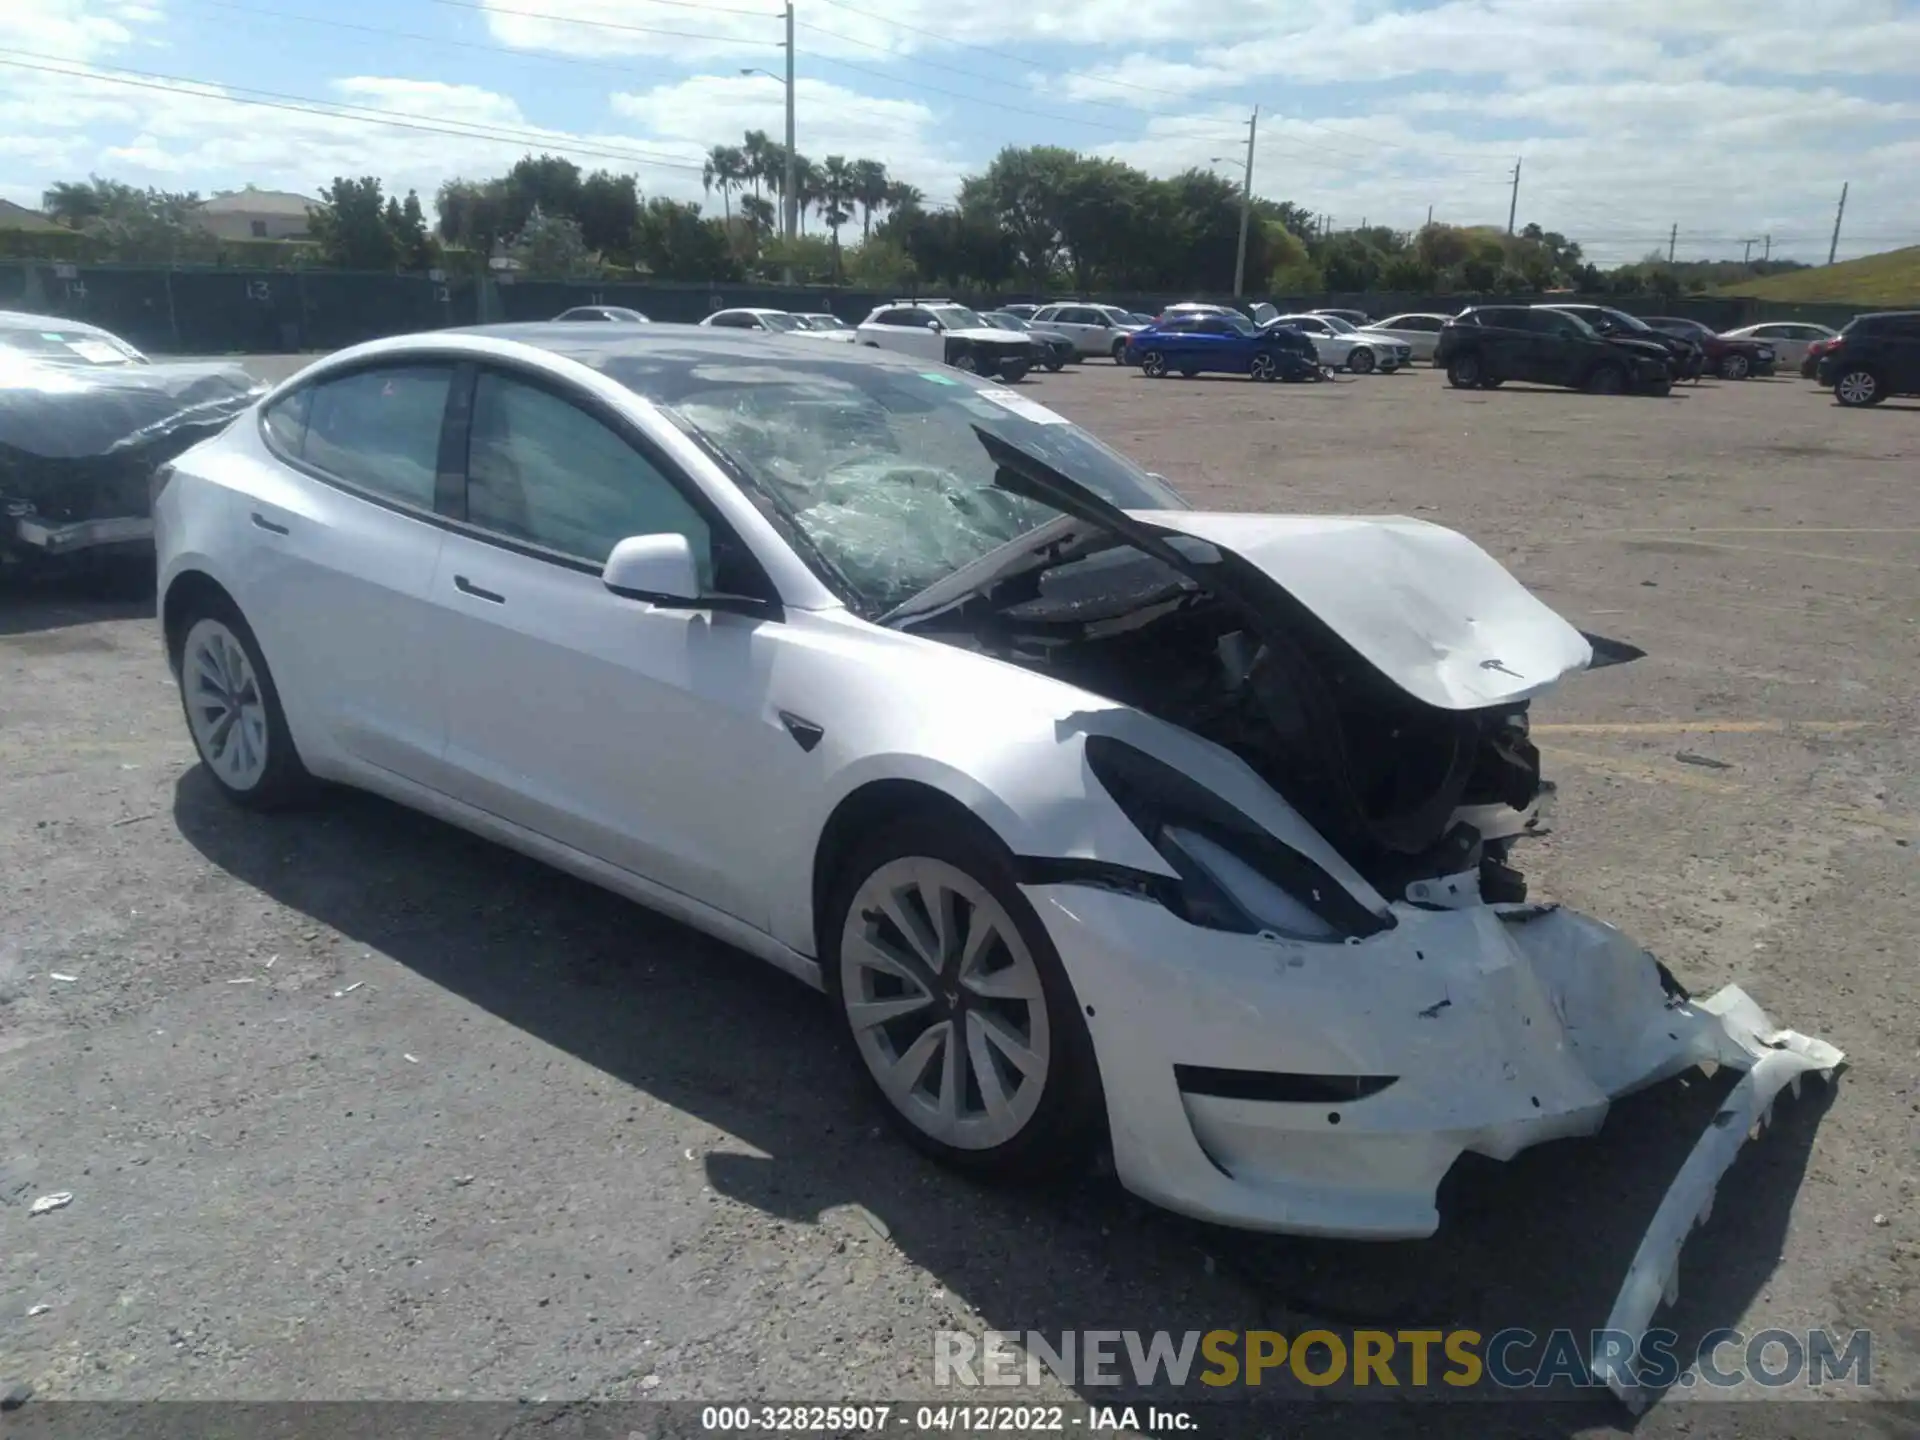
[1,355,1916,1439]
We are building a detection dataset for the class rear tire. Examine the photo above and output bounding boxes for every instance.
[1585,363,1626,395]
[1110,338,1129,363]
[174,596,313,811]
[1833,366,1884,407]
[1250,353,1278,382]
[822,815,1104,1181]
[1446,353,1483,389]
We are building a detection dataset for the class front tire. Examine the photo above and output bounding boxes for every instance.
[950,349,984,374]
[175,599,312,810]
[1446,353,1483,388]
[1044,355,1065,373]
[1833,366,1883,407]
[1110,337,1129,363]
[823,816,1103,1180]
[998,358,1032,383]
[1140,350,1168,378]
[1719,352,1750,381]
[1585,363,1626,395]
[1250,353,1278,382]
[1347,346,1376,374]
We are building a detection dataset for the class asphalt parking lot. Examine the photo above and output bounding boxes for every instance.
[2,355,1916,1438]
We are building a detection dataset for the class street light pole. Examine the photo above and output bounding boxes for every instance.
[1233,105,1258,298]
[783,0,796,245]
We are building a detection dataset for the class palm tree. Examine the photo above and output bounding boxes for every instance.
[850,159,888,241]
[820,155,856,276]
[883,179,925,217]
[42,179,106,230]
[741,129,774,202]
[702,144,746,228]
[739,194,776,239]
[789,154,819,236]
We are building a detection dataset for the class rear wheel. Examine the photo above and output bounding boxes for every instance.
[174,598,313,810]
[999,359,1032,383]
[1250,353,1278,382]
[1585,363,1626,395]
[1140,350,1168,378]
[1347,346,1376,374]
[1446,353,1483,389]
[1719,352,1751,381]
[823,816,1104,1180]
[1834,366,1884,407]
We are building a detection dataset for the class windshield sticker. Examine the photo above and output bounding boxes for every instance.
[67,340,125,364]
[973,387,1070,425]
[917,372,961,385]
[42,332,68,340]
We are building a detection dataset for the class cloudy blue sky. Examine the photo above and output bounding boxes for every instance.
[4,0,1918,264]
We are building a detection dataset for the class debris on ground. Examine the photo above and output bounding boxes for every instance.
[331,982,363,998]
[27,1305,51,1317]
[1874,1213,1890,1227]
[1676,750,1734,770]
[453,1176,475,1188]
[226,977,257,985]
[29,1192,74,1215]
[403,1054,419,1064]
[1,1383,33,1411]
[49,973,76,983]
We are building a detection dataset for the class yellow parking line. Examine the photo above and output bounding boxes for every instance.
[1535,721,1873,735]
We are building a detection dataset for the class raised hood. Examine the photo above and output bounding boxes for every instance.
[892,427,1600,713]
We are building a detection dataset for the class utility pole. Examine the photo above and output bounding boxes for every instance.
[1668,224,1677,263]
[783,0,796,246]
[1742,238,1756,265]
[1828,182,1848,265]
[1506,157,1521,235]
[1764,233,1771,261]
[1425,204,1433,228]
[1232,105,1258,298]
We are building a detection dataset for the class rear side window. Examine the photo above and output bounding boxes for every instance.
[261,386,311,456]
[292,365,452,509]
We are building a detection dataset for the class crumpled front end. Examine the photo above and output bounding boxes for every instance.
[1031,880,1841,1242]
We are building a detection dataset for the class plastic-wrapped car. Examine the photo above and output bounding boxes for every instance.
[1,310,263,579]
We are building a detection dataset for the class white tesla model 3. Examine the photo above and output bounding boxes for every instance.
[153,324,1836,1386]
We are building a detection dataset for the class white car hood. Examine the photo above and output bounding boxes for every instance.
[1131,511,1593,710]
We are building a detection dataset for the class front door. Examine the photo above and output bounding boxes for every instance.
[425,364,810,929]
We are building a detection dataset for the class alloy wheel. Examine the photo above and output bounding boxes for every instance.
[1141,351,1168,377]
[840,857,1051,1151]
[1836,369,1878,406]
[1251,353,1277,381]
[183,617,270,791]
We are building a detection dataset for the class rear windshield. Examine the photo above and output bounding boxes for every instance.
[0,327,146,365]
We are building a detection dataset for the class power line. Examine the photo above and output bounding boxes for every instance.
[0,51,708,173]
[422,0,762,45]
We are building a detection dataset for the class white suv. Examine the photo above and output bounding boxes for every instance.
[854,300,1037,380]
[1026,302,1145,362]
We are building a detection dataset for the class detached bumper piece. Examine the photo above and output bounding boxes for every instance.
[1031,881,1842,1408]
[10,510,154,555]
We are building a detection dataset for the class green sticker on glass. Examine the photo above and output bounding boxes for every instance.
[918,372,961,385]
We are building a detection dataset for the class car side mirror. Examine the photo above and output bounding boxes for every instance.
[926,320,943,332]
[603,533,699,603]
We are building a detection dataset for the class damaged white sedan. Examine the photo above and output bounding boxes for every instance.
[155,326,1839,1397]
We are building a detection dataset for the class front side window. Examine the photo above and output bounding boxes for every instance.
[297,364,452,508]
[929,306,986,330]
[757,313,802,332]
[466,370,712,580]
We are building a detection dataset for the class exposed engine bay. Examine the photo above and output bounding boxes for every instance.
[904,537,1549,902]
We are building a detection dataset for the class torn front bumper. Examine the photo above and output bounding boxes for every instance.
[8,508,154,555]
[1029,884,1841,1241]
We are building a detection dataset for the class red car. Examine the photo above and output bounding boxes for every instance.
[1801,335,1841,379]
[1643,317,1777,379]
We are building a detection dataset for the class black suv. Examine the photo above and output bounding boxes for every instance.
[1537,304,1705,380]
[1817,311,1920,407]
[1435,306,1673,395]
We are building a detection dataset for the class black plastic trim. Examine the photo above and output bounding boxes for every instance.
[1175,1066,1398,1104]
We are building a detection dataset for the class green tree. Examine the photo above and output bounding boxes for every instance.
[851,158,889,240]
[819,154,856,276]
[576,170,640,259]
[739,193,777,239]
[702,145,747,228]
[510,205,597,279]
[41,179,107,230]
[309,176,399,270]
[633,197,740,281]
[1415,223,1472,273]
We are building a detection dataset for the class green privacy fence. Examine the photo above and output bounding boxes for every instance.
[0,262,1879,355]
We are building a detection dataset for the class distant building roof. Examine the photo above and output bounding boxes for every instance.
[198,189,319,217]
[0,198,64,232]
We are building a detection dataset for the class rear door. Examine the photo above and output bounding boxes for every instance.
[240,362,456,786]
[423,362,805,928]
